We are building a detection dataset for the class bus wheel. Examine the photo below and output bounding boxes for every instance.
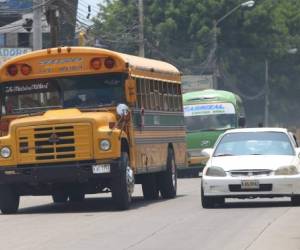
[0,185,20,214]
[158,148,177,199]
[52,192,68,203]
[111,152,135,210]
[142,174,159,200]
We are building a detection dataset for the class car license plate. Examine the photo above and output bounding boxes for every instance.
[241,180,259,189]
[92,164,110,174]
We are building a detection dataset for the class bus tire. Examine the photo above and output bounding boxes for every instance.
[158,148,177,199]
[0,185,20,214]
[111,152,134,210]
[142,174,159,200]
[52,192,68,203]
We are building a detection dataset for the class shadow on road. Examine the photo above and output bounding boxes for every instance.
[17,195,186,215]
[210,199,293,209]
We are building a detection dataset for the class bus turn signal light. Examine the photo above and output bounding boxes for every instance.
[20,64,32,75]
[91,58,102,70]
[104,57,115,69]
[7,65,18,76]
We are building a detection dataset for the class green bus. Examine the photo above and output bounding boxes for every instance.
[183,89,245,174]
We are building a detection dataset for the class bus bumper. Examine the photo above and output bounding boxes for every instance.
[0,160,120,184]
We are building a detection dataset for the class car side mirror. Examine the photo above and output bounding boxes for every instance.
[238,117,246,127]
[125,79,136,106]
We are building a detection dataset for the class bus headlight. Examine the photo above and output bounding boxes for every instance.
[100,140,111,151]
[0,147,11,158]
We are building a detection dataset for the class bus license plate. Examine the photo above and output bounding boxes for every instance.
[241,180,259,189]
[92,164,110,174]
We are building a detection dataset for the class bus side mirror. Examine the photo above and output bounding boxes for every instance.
[238,117,246,127]
[125,79,136,106]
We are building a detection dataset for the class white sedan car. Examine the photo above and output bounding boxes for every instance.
[201,128,300,208]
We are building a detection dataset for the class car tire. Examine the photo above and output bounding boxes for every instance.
[158,148,177,199]
[69,192,85,202]
[0,185,20,214]
[52,192,68,203]
[111,152,134,210]
[201,185,224,208]
[291,196,300,206]
[142,174,159,200]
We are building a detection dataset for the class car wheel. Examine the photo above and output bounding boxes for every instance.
[69,192,85,202]
[52,192,68,203]
[158,148,177,199]
[291,195,300,206]
[0,185,20,214]
[142,174,159,200]
[201,185,224,208]
[111,152,135,210]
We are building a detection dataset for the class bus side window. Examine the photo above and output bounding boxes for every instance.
[168,83,174,111]
[162,83,168,111]
[145,79,150,109]
[178,85,183,111]
[158,81,163,110]
[154,81,160,110]
[136,78,142,108]
[149,80,154,110]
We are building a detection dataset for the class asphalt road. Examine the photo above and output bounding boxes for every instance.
[0,178,300,250]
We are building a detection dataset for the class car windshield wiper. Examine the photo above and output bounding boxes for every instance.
[214,153,235,157]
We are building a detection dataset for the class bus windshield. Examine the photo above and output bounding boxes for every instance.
[2,73,125,115]
[184,102,236,132]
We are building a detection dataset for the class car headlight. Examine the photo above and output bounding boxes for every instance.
[100,139,111,151]
[0,147,11,158]
[205,166,226,177]
[275,165,298,175]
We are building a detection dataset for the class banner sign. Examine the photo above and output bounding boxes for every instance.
[184,103,235,117]
[0,48,32,65]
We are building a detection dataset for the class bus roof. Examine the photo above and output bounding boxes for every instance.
[0,47,181,83]
[183,89,242,105]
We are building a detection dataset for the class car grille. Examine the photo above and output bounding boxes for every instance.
[17,123,92,163]
[229,169,272,177]
[229,184,272,192]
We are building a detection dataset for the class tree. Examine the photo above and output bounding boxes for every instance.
[92,0,300,127]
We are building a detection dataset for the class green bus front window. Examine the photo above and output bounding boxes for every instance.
[185,114,236,132]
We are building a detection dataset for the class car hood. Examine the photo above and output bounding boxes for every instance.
[209,155,298,171]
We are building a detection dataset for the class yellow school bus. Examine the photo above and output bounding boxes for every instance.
[0,47,186,213]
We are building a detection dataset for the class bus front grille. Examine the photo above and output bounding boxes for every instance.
[17,123,92,163]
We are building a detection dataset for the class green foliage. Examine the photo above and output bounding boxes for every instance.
[92,0,300,127]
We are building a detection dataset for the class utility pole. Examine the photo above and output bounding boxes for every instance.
[45,1,59,47]
[138,0,145,57]
[264,59,269,126]
[32,0,43,50]
[212,20,218,89]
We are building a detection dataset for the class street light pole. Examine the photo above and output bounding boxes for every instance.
[212,0,255,89]
[264,59,269,126]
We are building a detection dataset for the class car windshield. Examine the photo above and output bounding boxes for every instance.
[2,73,125,115]
[214,131,295,156]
